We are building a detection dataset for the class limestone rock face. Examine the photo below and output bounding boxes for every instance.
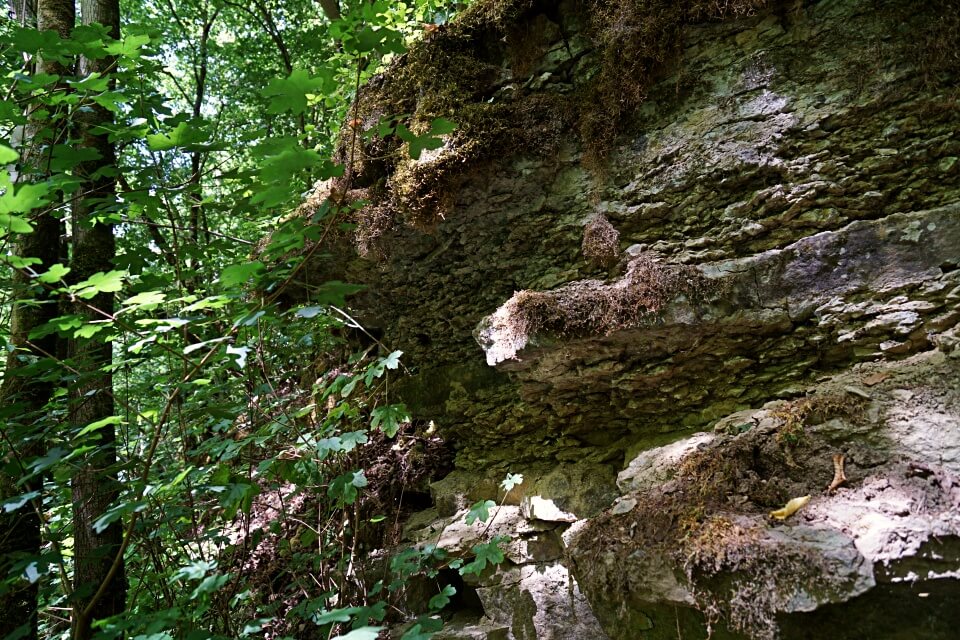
[301,0,960,637]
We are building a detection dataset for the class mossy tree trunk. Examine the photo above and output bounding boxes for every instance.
[69,0,126,636]
[0,1,71,638]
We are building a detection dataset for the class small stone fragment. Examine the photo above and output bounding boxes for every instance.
[611,497,637,515]
[844,385,872,399]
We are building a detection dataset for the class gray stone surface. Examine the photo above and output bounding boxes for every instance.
[299,0,960,637]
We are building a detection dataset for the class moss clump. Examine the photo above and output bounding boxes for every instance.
[771,393,865,460]
[581,212,620,267]
[578,0,768,170]
[329,0,771,254]
[510,252,704,337]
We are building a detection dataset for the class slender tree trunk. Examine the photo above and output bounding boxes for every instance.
[69,0,125,637]
[0,1,70,638]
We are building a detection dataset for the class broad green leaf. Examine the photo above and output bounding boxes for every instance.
[430,117,457,135]
[50,144,101,172]
[189,573,231,600]
[74,319,112,338]
[339,431,368,452]
[258,147,322,183]
[0,144,19,164]
[465,500,496,525]
[226,345,249,369]
[401,617,443,640]
[1,490,40,513]
[76,415,122,438]
[92,499,147,533]
[29,447,68,475]
[429,585,456,611]
[71,270,126,299]
[371,404,409,437]
[0,171,51,215]
[332,627,382,640]
[146,121,209,151]
[500,473,524,492]
[314,281,366,306]
[2,255,41,269]
[295,305,325,319]
[10,28,66,57]
[68,72,111,92]
[37,263,70,283]
[261,69,327,115]
[104,33,151,58]
[23,563,40,584]
[460,537,508,576]
[219,261,264,287]
[382,350,403,370]
[183,337,229,355]
[328,471,367,505]
[121,290,165,309]
[172,560,217,582]
[0,213,33,234]
[312,607,354,625]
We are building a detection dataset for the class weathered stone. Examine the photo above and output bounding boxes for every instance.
[618,433,715,493]
[475,563,608,640]
[296,0,960,636]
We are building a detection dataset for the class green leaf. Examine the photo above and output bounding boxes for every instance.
[121,290,165,309]
[220,481,260,519]
[465,500,496,525]
[2,490,40,513]
[71,270,126,299]
[92,499,147,533]
[382,350,403,370]
[328,471,367,505]
[332,628,381,640]
[341,376,360,398]
[50,144,101,171]
[370,404,410,437]
[29,447,68,475]
[219,261,264,287]
[460,537,508,576]
[0,144,19,164]
[430,117,457,135]
[401,617,443,640]
[189,573,231,600]
[226,345,249,369]
[295,306,325,319]
[172,559,217,582]
[339,431,368,453]
[104,33,151,58]
[68,72,111,92]
[500,473,524,493]
[429,585,456,611]
[313,281,365,306]
[261,69,328,115]
[146,121,209,151]
[395,122,451,160]
[76,415,122,438]
[2,255,41,269]
[0,213,33,234]
[37,263,70,283]
[0,171,50,216]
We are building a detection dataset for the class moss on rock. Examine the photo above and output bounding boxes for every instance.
[324,0,772,254]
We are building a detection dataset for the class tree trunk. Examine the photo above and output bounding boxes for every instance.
[69,0,125,637]
[0,1,70,638]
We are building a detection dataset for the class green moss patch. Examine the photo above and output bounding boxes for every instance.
[329,0,771,254]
